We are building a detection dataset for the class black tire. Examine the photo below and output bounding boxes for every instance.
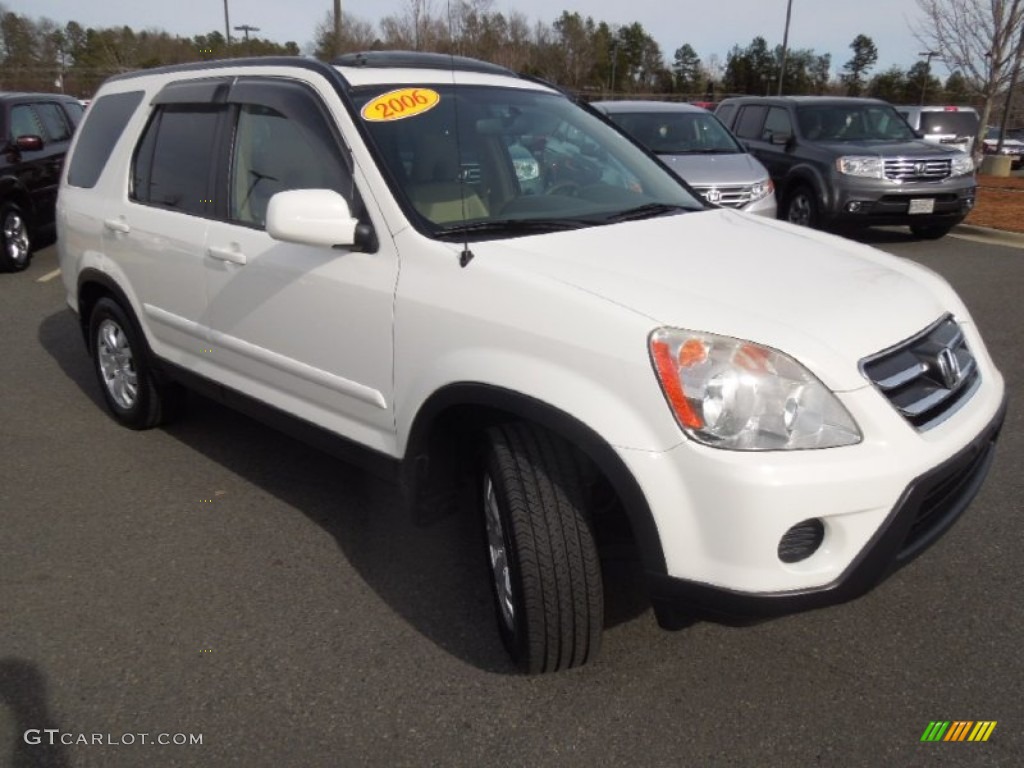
[481,422,603,674]
[88,297,181,429]
[784,185,819,228]
[0,202,32,272]
[909,223,954,240]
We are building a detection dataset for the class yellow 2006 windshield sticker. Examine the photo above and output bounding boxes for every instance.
[361,88,440,122]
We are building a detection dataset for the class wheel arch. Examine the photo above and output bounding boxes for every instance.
[0,176,33,219]
[76,268,146,354]
[780,165,828,209]
[403,382,668,576]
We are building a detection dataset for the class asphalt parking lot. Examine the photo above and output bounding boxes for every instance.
[2,232,1022,767]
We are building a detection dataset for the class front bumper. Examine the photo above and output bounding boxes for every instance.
[647,396,1005,624]
[823,173,976,228]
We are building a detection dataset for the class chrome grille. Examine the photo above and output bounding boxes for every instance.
[884,158,952,182]
[861,316,979,430]
[691,185,753,208]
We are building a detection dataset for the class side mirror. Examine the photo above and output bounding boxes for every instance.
[266,189,375,252]
[771,132,793,146]
[14,135,44,152]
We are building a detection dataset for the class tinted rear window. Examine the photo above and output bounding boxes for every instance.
[132,105,220,216]
[920,111,979,136]
[67,91,145,188]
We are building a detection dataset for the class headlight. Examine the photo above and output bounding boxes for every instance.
[749,178,774,202]
[649,329,861,450]
[950,154,974,176]
[836,156,884,179]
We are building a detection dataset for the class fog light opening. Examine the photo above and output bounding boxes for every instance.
[778,518,825,563]
[845,201,866,213]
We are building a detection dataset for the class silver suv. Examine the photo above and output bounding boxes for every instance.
[593,101,776,217]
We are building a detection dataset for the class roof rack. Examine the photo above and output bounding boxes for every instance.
[332,51,515,77]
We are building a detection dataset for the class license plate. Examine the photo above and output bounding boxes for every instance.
[909,198,935,214]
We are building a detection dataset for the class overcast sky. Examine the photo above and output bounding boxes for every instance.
[17,0,941,76]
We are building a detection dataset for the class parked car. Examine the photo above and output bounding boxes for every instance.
[0,91,84,271]
[895,105,980,156]
[716,96,976,239]
[58,53,1005,673]
[593,100,776,217]
[981,126,1024,168]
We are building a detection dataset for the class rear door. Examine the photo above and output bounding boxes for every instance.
[103,81,224,368]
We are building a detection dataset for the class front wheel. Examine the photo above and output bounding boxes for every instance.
[909,223,954,240]
[784,186,819,228]
[482,422,603,674]
[89,297,180,429]
[0,203,32,272]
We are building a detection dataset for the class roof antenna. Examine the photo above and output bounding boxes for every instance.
[446,0,474,268]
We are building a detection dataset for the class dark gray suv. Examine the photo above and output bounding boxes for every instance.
[0,92,84,271]
[715,96,976,239]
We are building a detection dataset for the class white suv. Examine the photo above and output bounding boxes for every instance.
[57,53,1006,673]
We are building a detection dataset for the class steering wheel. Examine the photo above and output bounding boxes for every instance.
[545,180,580,197]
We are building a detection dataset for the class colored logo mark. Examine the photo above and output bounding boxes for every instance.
[920,721,997,742]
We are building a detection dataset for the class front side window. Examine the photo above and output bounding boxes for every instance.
[351,84,702,238]
[131,105,220,216]
[229,102,350,227]
[733,105,768,140]
[33,103,72,142]
[762,107,793,141]
[9,105,43,140]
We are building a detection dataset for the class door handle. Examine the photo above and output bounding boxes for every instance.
[207,245,247,265]
[103,218,130,234]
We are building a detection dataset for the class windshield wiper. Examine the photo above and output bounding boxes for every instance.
[600,203,693,224]
[435,218,593,239]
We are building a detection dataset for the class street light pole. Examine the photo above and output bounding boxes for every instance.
[223,0,232,50]
[918,51,940,105]
[778,0,793,95]
[334,0,343,57]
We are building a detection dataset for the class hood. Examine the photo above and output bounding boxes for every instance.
[470,209,961,391]
[815,139,961,157]
[659,152,770,186]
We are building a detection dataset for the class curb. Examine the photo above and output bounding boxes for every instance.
[951,224,1024,248]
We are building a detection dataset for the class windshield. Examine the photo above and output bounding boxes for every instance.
[920,111,979,136]
[604,110,743,155]
[350,85,703,238]
[796,104,916,142]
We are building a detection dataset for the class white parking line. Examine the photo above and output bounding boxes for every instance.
[37,268,62,283]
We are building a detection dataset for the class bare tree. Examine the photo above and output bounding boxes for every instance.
[914,0,1024,154]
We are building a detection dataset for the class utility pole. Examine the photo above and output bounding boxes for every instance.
[918,51,940,105]
[778,0,793,95]
[235,24,260,54]
[334,0,343,58]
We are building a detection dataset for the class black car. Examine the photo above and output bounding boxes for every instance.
[715,96,976,239]
[1,92,84,271]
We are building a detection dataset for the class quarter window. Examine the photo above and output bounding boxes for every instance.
[67,91,144,189]
[131,105,220,216]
